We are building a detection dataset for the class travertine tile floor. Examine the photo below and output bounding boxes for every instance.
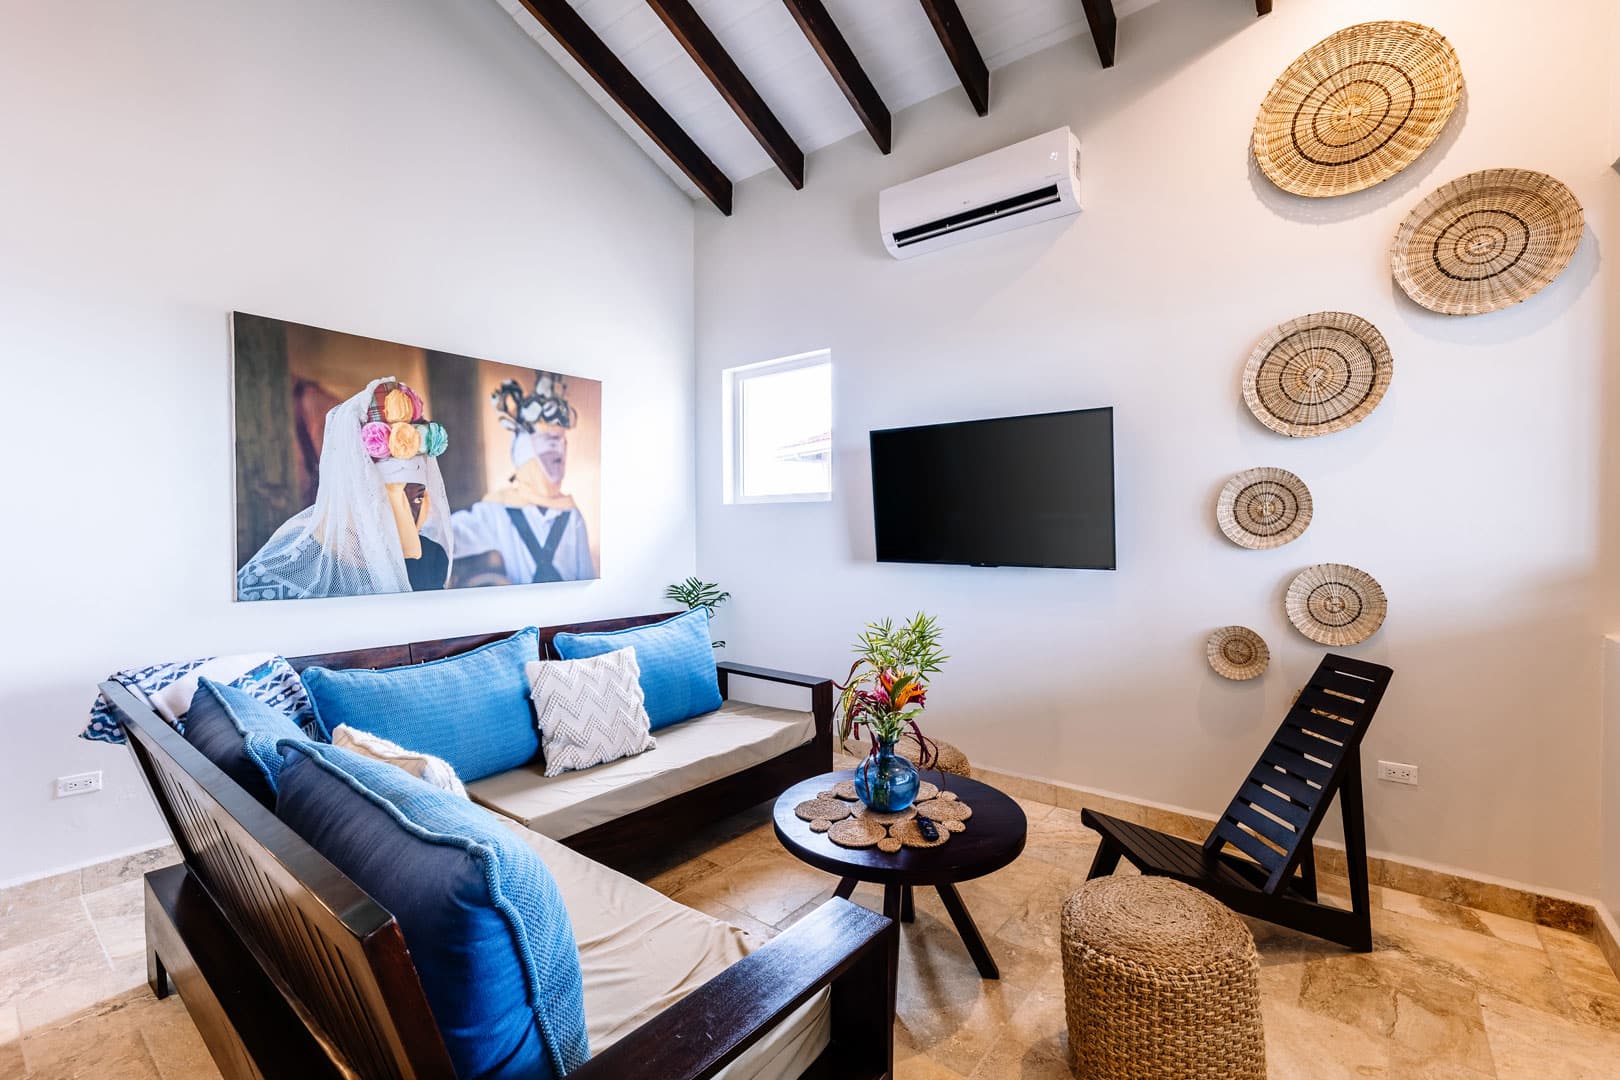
[4,795,1620,1079]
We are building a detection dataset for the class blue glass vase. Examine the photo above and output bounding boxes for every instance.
[854,736,919,812]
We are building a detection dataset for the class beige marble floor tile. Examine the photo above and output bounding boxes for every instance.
[0,898,92,954]
[1011,797,1055,824]
[80,847,178,897]
[1261,999,1392,1079]
[1537,925,1620,1033]
[0,1004,21,1080]
[1474,909,1548,951]
[138,995,221,1080]
[0,928,112,1015]
[894,1053,969,1080]
[1481,991,1620,1079]
[85,880,146,964]
[19,988,163,1079]
[668,848,831,928]
[1378,888,1495,937]
[642,856,722,898]
[1371,906,1572,1019]
[668,891,778,945]
[1021,808,1098,868]
[0,872,79,920]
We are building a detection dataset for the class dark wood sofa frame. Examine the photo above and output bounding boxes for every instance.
[105,613,894,1079]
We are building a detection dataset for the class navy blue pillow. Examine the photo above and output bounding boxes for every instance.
[275,742,590,1080]
[552,610,721,730]
[301,628,540,782]
[184,678,311,808]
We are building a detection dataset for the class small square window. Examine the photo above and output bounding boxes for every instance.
[723,351,832,504]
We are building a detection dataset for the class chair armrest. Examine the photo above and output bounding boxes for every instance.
[566,898,896,1080]
[715,662,836,747]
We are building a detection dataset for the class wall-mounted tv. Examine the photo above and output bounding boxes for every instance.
[869,407,1115,570]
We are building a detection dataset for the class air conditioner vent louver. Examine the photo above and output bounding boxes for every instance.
[879,127,1082,259]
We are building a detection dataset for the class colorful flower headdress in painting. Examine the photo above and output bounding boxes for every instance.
[359,380,448,475]
[492,372,576,433]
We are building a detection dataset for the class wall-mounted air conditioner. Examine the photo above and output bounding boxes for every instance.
[879,127,1082,259]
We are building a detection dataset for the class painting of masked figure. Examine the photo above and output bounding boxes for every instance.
[233,313,602,602]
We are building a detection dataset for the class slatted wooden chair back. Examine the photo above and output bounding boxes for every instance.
[1202,654,1394,894]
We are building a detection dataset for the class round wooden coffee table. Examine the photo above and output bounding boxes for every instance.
[773,770,1027,979]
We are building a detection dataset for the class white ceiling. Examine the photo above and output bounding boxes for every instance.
[495,0,1159,204]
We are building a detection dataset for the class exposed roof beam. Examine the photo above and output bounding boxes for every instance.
[1257,0,1273,13]
[1080,0,1117,68]
[646,0,805,189]
[915,0,989,117]
[781,0,892,154]
[515,0,733,214]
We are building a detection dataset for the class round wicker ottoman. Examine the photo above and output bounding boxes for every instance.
[1060,876,1264,1080]
[898,734,972,778]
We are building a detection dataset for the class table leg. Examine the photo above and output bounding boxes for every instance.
[835,877,858,900]
[900,884,914,923]
[936,882,999,979]
[882,884,903,925]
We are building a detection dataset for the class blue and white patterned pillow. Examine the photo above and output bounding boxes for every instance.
[83,654,319,744]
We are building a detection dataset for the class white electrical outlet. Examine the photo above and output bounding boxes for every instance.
[1376,761,1419,786]
[55,771,102,798]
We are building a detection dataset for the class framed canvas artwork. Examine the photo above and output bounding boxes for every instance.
[232,313,602,602]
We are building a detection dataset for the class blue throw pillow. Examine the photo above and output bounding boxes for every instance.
[275,742,590,1080]
[184,678,311,808]
[552,610,721,730]
[301,628,540,782]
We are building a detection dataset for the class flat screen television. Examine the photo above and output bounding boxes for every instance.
[869,407,1115,570]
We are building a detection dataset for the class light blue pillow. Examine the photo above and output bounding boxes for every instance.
[275,742,589,1080]
[302,628,539,782]
[552,610,721,730]
[184,678,312,808]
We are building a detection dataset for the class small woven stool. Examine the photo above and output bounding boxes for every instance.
[898,734,972,778]
[1060,876,1264,1080]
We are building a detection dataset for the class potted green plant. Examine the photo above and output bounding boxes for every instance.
[663,577,730,648]
[836,612,947,812]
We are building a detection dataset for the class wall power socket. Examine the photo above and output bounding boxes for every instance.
[1376,760,1419,786]
[55,771,102,798]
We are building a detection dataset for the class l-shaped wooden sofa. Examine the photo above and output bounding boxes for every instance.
[103,612,898,1079]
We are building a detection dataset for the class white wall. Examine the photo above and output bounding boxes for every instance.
[697,0,1620,894]
[0,0,696,886]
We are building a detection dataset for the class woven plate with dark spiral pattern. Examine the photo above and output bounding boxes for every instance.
[1392,168,1584,316]
[1216,467,1313,549]
[1243,312,1393,438]
[1206,626,1271,681]
[1285,564,1388,646]
[1253,21,1463,198]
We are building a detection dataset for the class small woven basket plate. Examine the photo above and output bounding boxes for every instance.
[1392,168,1585,315]
[794,797,852,824]
[1206,626,1271,681]
[1217,467,1313,549]
[1243,312,1393,438]
[828,818,884,849]
[1253,21,1463,198]
[1285,564,1388,646]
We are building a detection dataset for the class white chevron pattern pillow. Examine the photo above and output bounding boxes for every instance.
[526,650,654,777]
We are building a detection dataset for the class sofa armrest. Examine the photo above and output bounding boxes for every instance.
[715,662,835,747]
[566,898,897,1080]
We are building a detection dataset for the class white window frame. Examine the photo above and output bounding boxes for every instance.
[722,349,833,505]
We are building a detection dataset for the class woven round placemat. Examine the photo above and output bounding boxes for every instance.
[1242,312,1393,438]
[914,797,972,823]
[852,804,918,826]
[831,780,858,801]
[1392,168,1584,315]
[1206,626,1270,681]
[877,837,903,853]
[1285,563,1387,646]
[1217,467,1312,549]
[794,797,852,824]
[893,818,950,849]
[828,818,884,849]
[915,780,940,802]
[1253,21,1462,198]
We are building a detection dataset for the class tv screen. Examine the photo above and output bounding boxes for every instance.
[870,407,1115,570]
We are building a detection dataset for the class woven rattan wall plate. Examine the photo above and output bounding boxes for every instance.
[1217,467,1312,549]
[1206,627,1270,681]
[1392,168,1585,315]
[1243,312,1393,438]
[1285,564,1387,646]
[1253,21,1463,198]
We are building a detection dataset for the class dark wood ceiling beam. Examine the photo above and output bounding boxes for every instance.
[782,0,891,154]
[1079,0,1117,68]
[1257,0,1273,13]
[646,0,805,189]
[515,0,733,214]
[916,0,989,116]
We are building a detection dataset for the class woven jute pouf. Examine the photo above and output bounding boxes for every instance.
[1060,876,1264,1080]
[898,734,972,778]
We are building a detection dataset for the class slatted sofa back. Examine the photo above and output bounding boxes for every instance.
[110,611,679,1077]
[1202,652,1394,893]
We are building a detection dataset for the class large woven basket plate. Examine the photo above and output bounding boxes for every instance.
[1206,626,1270,681]
[1254,21,1463,198]
[1217,467,1312,549]
[1242,312,1393,438]
[1285,564,1387,646]
[1392,168,1584,315]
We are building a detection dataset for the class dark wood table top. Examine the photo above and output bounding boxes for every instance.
[773,771,1027,887]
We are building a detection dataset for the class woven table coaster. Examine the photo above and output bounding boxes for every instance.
[831,780,859,801]
[893,818,950,849]
[853,804,918,826]
[794,797,853,824]
[916,797,972,823]
[828,818,884,849]
[915,780,940,802]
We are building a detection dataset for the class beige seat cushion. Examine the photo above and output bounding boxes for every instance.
[471,700,816,839]
[503,820,830,1078]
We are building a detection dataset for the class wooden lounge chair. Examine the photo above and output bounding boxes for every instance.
[1082,653,1393,952]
